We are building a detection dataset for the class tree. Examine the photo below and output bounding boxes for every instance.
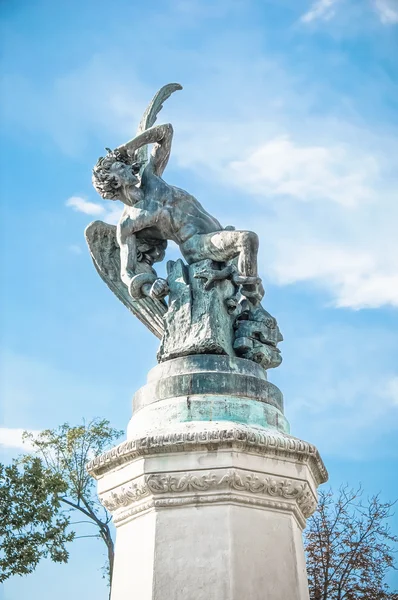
[23,419,122,589]
[304,485,398,600]
[0,457,74,582]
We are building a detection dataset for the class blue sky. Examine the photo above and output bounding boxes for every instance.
[1,0,398,597]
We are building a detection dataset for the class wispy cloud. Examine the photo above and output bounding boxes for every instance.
[0,427,39,451]
[301,0,398,25]
[66,196,123,224]
[265,240,398,310]
[217,134,398,309]
[373,0,398,24]
[174,111,398,309]
[66,196,105,215]
[300,0,341,23]
[229,135,377,208]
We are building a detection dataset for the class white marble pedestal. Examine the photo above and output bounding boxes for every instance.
[88,357,327,600]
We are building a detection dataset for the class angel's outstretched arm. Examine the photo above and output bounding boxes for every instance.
[116,123,173,177]
[148,123,173,177]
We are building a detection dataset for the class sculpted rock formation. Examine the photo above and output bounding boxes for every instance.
[86,83,282,371]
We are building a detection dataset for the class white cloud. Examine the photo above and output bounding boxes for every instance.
[103,204,123,225]
[300,0,341,23]
[237,137,398,309]
[266,240,398,310]
[373,0,398,23]
[229,136,377,207]
[216,132,398,309]
[66,196,105,216]
[176,120,398,309]
[0,427,39,451]
[66,195,123,225]
[301,0,398,25]
[336,273,398,309]
[168,70,398,310]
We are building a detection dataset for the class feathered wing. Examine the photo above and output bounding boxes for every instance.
[86,86,181,336]
[85,221,166,339]
[135,83,182,171]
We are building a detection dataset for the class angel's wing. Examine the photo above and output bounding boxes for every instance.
[135,83,182,172]
[85,221,166,339]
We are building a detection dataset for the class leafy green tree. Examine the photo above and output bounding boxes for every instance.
[0,457,74,582]
[23,419,122,588]
[305,485,398,600]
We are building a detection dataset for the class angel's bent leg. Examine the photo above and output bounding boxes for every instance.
[236,231,258,278]
[181,230,259,278]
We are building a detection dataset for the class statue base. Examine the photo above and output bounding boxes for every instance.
[88,356,327,600]
[127,354,290,437]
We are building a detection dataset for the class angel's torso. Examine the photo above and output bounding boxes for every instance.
[124,167,222,245]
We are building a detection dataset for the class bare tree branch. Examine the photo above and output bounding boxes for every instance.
[305,485,398,600]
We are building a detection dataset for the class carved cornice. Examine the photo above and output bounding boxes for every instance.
[87,424,328,485]
[100,469,317,528]
[113,495,310,528]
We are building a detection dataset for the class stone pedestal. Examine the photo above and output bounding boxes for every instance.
[88,356,327,600]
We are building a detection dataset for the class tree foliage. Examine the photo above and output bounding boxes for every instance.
[0,457,74,582]
[305,485,398,600]
[23,419,122,587]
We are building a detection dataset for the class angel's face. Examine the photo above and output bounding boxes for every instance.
[110,161,139,187]
[109,162,143,205]
[145,244,166,264]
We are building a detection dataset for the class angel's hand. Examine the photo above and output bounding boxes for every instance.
[150,278,169,299]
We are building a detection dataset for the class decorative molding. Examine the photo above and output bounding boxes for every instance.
[100,469,318,528]
[112,495,309,529]
[87,424,328,485]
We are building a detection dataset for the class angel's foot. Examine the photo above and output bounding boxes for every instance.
[194,264,237,290]
[232,274,260,287]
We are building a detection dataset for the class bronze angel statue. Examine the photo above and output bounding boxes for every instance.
[86,84,282,368]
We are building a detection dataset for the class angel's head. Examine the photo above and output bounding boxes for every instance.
[92,149,144,206]
[137,237,167,266]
